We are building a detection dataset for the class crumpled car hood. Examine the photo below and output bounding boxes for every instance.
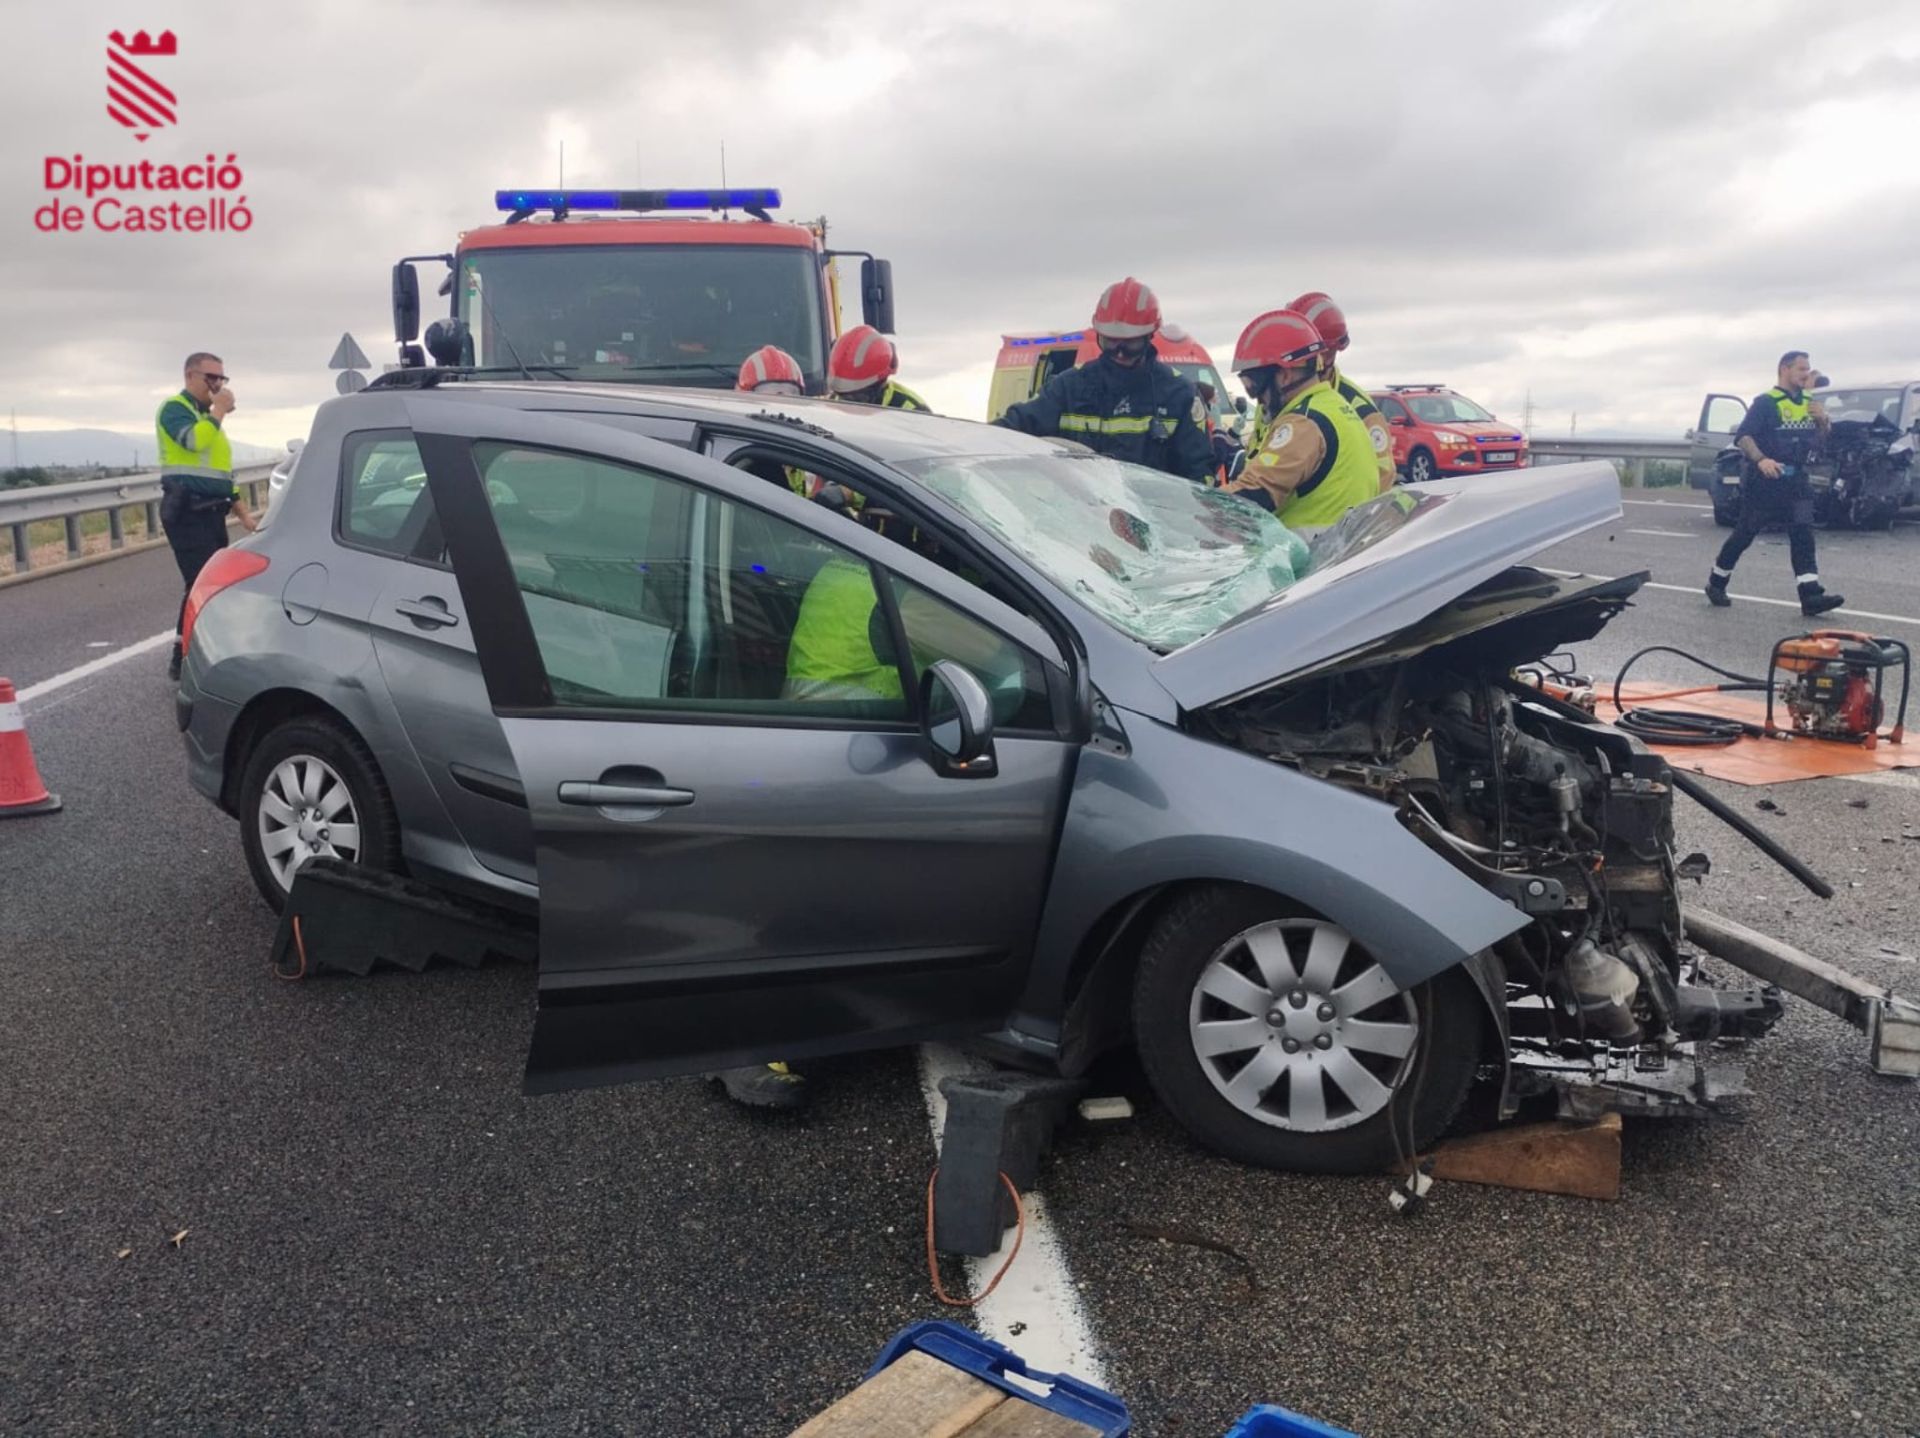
[1151,462,1622,711]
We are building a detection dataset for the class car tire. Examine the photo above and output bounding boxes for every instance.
[1851,496,1895,531]
[238,716,399,913]
[1711,491,1741,528]
[1406,448,1437,483]
[1131,886,1482,1174]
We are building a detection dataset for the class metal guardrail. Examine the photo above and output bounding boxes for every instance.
[1526,436,1693,488]
[1,462,278,576]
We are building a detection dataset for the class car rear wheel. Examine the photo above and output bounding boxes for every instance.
[1131,887,1482,1173]
[239,717,398,913]
[1711,490,1741,528]
[1850,495,1895,531]
[1405,447,1437,483]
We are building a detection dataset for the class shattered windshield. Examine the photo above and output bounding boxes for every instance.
[896,453,1310,650]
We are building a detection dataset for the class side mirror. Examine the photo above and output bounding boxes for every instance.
[423,318,473,367]
[286,438,305,454]
[392,262,422,344]
[921,660,997,778]
[861,257,896,334]
[1684,428,1696,441]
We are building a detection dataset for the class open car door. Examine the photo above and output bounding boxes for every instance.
[409,398,1077,1093]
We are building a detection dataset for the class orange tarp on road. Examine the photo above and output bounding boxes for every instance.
[1597,683,1918,786]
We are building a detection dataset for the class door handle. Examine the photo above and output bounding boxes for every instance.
[558,780,696,808]
[394,597,459,628]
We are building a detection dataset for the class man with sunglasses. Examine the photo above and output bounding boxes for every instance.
[993,278,1213,483]
[158,352,257,681]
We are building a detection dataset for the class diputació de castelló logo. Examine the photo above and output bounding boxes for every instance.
[35,28,253,235]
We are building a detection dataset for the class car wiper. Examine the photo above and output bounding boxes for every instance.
[613,363,744,379]
[461,363,580,379]
[366,364,577,390]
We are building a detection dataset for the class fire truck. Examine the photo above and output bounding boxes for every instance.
[389,188,895,393]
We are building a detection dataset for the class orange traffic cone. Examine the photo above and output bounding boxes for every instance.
[0,677,62,819]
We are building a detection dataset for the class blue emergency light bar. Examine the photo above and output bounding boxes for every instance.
[493,187,781,217]
[1006,331,1089,348]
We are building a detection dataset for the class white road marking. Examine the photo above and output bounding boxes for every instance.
[1538,570,1920,629]
[1621,499,1710,510]
[16,630,172,705]
[1624,528,1694,538]
[917,1045,1108,1388]
[85,641,110,648]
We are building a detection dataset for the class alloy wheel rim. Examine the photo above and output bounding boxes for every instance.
[258,755,361,892]
[1187,918,1419,1132]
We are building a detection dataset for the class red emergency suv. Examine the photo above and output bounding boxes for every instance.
[1370,384,1528,483]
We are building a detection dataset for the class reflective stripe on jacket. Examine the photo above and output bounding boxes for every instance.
[1330,368,1396,490]
[993,355,1213,482]
[881,381,931,412]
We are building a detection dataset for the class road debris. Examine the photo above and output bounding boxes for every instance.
[169,1228,189,1249]
[1118,1219,1260,1301]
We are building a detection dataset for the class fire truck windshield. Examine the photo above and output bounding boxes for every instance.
[457,244,827,389]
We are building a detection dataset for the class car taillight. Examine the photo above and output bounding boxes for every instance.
[179,549,270,660]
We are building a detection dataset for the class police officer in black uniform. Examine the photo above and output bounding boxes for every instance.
[995,277,1213,483]
[1706,350,1844,617]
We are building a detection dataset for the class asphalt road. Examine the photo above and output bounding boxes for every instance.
[3,495,1917,1437]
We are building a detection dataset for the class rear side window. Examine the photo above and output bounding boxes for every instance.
[339,431,435,556]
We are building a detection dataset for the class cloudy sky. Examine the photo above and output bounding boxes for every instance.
[5,0,1917,455]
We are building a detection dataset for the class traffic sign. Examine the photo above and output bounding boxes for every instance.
[327,333,372,371]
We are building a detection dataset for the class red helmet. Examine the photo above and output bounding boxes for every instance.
[826,325,897,393]
[1090,277,1161,340]
[1287,291,1349,351]
[736,345,805,393]
[1232,310,1327,374]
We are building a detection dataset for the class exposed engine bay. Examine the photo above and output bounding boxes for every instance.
[1203,567,1787,1120]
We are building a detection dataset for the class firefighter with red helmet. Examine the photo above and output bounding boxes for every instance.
[733,344,860,517]
[736,344,807,396]
[1225,309,1379,535]
[994,278,1213,483]
[827,325,931,411]
[1287,292,1395,493]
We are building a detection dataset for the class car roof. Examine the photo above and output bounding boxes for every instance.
[355,378,1079,465]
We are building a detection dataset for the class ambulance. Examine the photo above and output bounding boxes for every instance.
[987,323,1247,435]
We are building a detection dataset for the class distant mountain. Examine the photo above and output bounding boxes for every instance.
[5,428,282,469]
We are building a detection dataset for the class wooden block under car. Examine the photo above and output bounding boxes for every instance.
[1408,1112,1623,1201]
[789,1349,1102,1438]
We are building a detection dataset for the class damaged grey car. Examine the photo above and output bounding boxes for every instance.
[179,383,1917,1174]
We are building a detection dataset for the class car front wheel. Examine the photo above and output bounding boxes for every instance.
[238,716,398,912]
[1131,887,1482,1173]
[1405,447,1437,483]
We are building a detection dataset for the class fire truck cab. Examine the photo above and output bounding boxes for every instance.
[987,324,1247,435]
[390,188,895,395]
